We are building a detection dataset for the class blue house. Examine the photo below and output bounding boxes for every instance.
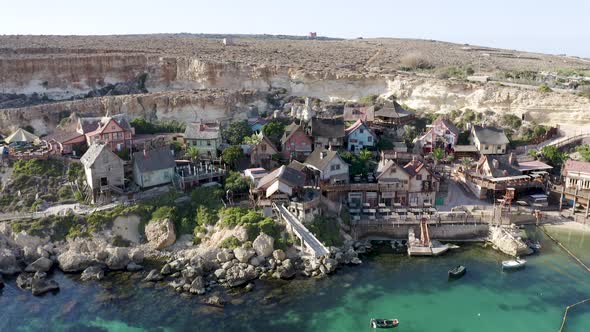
[345,119,377,152]
[132,147,176,188]
[248,118,268,133]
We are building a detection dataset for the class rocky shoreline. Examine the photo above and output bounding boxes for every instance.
[0,221,371,301]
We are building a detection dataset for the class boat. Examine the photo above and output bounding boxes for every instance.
[370,318,399,329]
[448,265,466,279]
[502,258,526,270]
[525,239,541,252]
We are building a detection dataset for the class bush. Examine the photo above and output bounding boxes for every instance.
[224,171,251,194]
[13,159,64,177]
[359,94,379,104]
[308,216,343,247]
[538,84,553,93]
[220,236,242,249]
[151,206,176,222]
[501,114,522,130]
[399,52,433,70]
[130,118,186,134]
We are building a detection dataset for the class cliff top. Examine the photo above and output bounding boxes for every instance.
[1,34,588,75]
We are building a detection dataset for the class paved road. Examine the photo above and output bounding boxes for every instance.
[438,178,491,212]
[274,203,330,257]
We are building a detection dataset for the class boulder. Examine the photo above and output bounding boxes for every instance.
[272,249,286,261]
[182,266,202,279]
[57,251,94,272]
[81,266,105,281]
[350,257,362,265]
[31,278,60,296]
[244,283,254,292]
[253,233,274,258]
[225,264,258,287]
[205,295,226,307]
[324,258,338,274]
[126,262,143,272]
[277,259,297,279]
[144,269,163,282]
[249,256,263,267]
[25,257,53,273]
[234,247,255,263]
[214,268,226,279]
[13,231,47,250]
[145,218,176,249]
[161,263,173,275]
[169,279,186,290]
[16,273,33,290]
[105,247,130,270]
[189,276,206,295]
[0,248,20,275]
[129,248,145,264]
[221,261,234,270]
[216,249,234,263]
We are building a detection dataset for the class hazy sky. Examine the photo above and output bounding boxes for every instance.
[1,0,589,57]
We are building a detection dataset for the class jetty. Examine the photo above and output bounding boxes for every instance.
[407,218,449,256]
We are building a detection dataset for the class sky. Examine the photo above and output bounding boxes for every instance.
[1,0,589,57]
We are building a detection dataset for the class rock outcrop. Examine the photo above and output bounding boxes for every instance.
[252,233,274,258]
[145,219,177,250]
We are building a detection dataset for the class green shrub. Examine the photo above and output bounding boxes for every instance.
[151,206,176,221]
[308,216,343,247]
[13,159,64,177]
[224,171,251,194]
[220,236,242,249]
[538,84,552,93]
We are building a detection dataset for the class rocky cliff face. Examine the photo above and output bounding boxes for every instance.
[1,53,588,133]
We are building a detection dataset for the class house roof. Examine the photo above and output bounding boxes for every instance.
[244,167,268,179]
[184,122,220,140]
[376,159,409,180]
[563,160,590,176]
[287,160,307,172]
[403,159,432,178]
[304,149,343,171]
[281,122,306,145]
[310,117,345,138]
[81,143,111,167]
[433,117,461,136]
[5,128,40,144]
[256,165,305,190]
[374,101,413,119]
[79,114,133,135]
[255,133,278,153]
[472,125,510,145]
[477,153,522,178]
[133,147,176,173]
[44,130,84,144]
[343,105,375,122]
[517,160,553,172]
[345,119,377,138]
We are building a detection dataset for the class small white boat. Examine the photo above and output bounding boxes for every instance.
[502,258,526,270]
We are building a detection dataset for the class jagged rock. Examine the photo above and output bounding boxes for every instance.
[245,283,254,292]
[350,257,362,265]
[324,258,338,273]
[169,279,186,290]
[81,266,105,281]
[222,261,234,270]
[161,263,172,275]
[144,269,163,282]
[57,251,94,272]
[182,266,202,279]
[225,265,258,287]
[129,248,144,264]
[169,259,184,271]
[16,273,33,290]
[253,233,274,258]
[216,249,234,263]
[31,278,59,296]
[189,276,206,295]
[214,268,226,279]
[36,247,50,259]
[233,247,255,263]
[13,231,47,251]
[25,257,53,273]
[23,246,40,263]
[145,218,176,250]
[126,262,143,272]
[279,259,297,279]
[104,247,130,270]
[0,248,20,275]
[205,295,226,307]
[249,256,263,267]
[272,249,286,261]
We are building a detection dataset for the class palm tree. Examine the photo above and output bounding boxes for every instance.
[186,146,200,163]
[359,149,372,162]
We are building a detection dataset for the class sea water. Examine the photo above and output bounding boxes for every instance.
[1,226,589,332]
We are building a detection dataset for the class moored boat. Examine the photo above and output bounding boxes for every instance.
[448,265,466,279]
[370,318,399,329]
[502,258,526,270]
[525,239,541,252]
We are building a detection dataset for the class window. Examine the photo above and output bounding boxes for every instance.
[331,164,341,171]
[207,140,212,146]
[360,129,364,134]
[261,144,267,152]
[100,177,108,186]
[484,145,489,150]
[368,136,373,142]
[112,126,116,130]
[416,175,422,180]
[427,175,432,181]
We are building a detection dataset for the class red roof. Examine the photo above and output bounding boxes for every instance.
[563,160,590,176]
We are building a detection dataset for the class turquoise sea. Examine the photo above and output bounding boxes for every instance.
[1,226,589,332]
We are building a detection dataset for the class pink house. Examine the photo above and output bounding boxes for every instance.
[280,123,313,160]
[78,114,135,152]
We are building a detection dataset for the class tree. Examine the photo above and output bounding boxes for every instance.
[262,120,286,145]
[501,114,522,130]
[222,145,244,169]
[576,145,590,162]
[224,171,251,194]
[403,125,417,144]
[527,148,539,159]
[186,146,200,163]
[460,157,473,168]
[243,133,262,145]
[432,148,445,165]
[359,149,372,162]
[540,146,568,169]
[223,121,252,145]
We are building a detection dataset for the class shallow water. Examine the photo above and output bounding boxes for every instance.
[1,227,589,332]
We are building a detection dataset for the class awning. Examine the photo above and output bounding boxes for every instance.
[489,175,531,182]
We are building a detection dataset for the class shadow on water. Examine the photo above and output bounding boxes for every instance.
[1,227,589,332]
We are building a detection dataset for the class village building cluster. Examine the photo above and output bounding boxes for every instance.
[2,93,587,222]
